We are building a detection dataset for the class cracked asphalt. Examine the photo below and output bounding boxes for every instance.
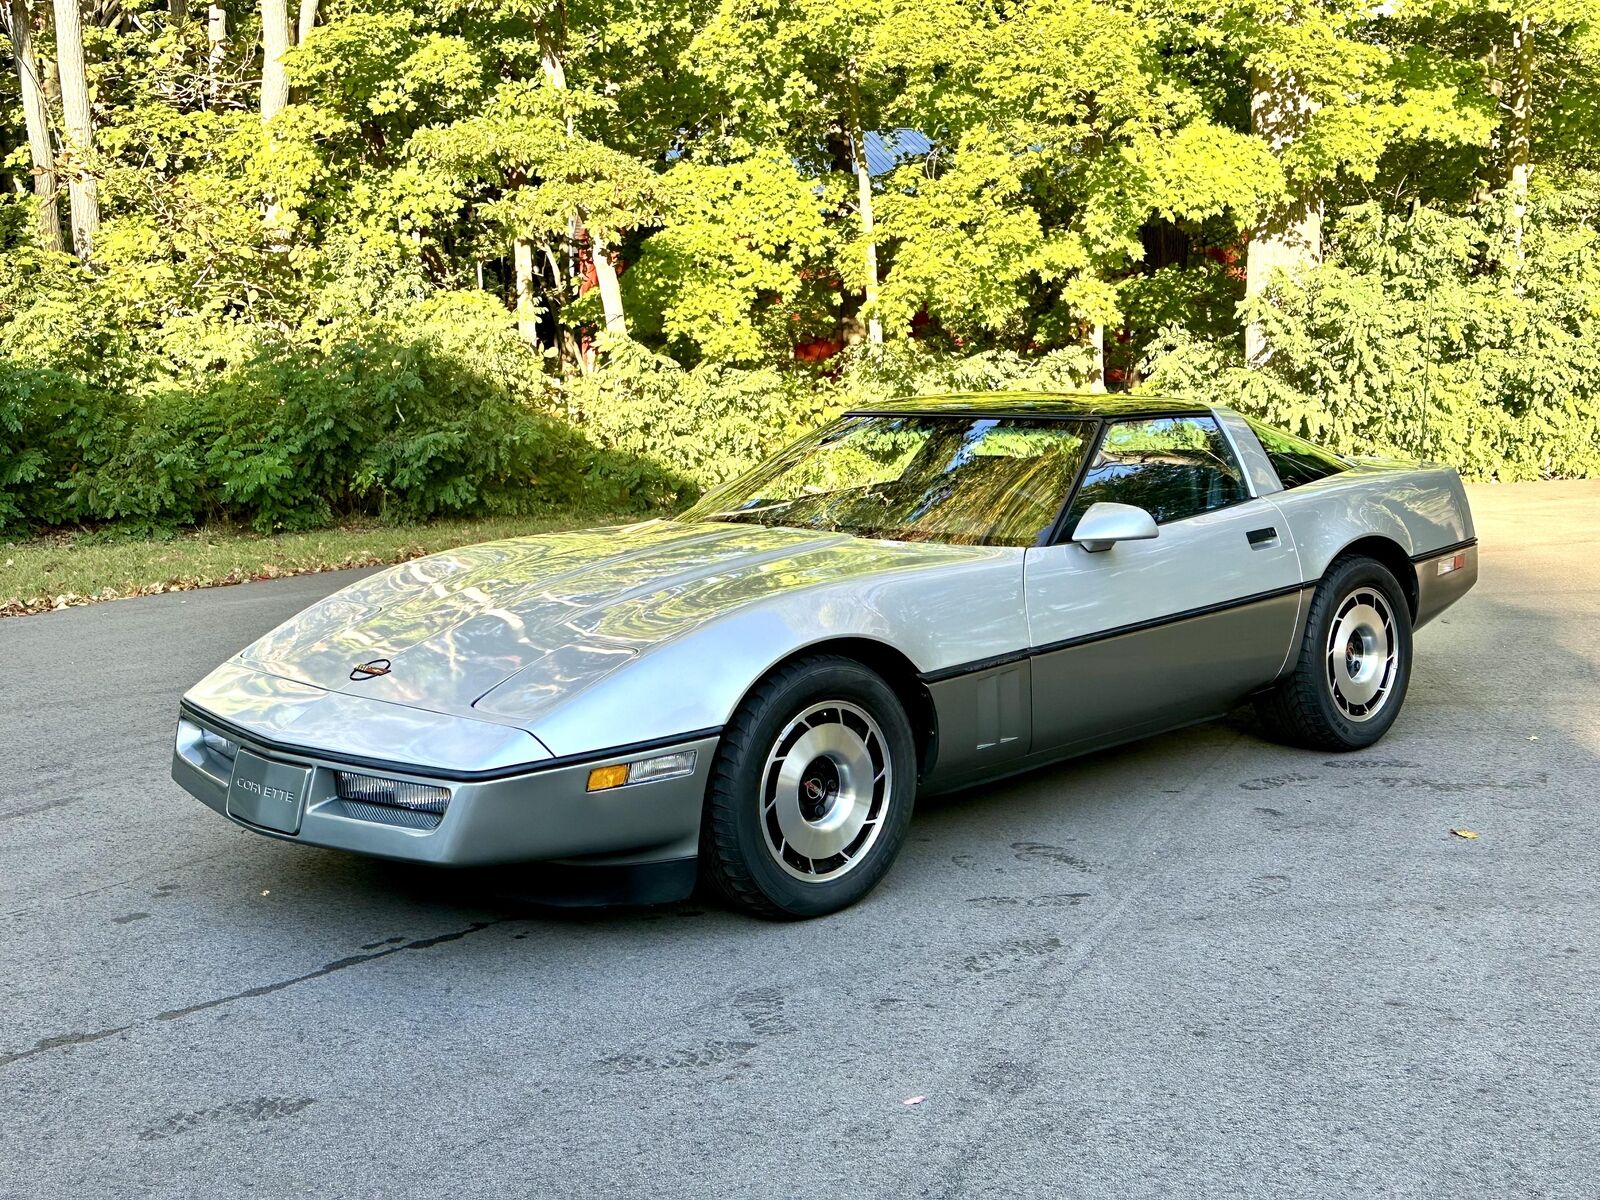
[2,482,1597,1198]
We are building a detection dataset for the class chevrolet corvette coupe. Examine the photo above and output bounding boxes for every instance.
[173,393,1478,917]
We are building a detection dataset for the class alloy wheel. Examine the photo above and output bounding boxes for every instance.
[1325,587,1399,722]
[759,700,892,881]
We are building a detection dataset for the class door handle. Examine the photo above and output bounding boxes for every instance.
[1246,526,1278,548]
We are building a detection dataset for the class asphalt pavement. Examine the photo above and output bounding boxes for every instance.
[2,482,1597,1198]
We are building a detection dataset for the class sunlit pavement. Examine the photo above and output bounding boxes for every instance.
[2,482,1596,1198]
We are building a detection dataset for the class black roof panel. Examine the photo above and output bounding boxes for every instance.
[848,391,1211,419]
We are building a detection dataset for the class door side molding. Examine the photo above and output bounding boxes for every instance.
[921,580,1313,684]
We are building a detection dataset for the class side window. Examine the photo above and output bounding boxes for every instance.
[1245,418,1350,489]
[1066,416,1247,528]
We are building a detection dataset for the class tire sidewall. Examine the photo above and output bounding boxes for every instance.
[1308,557,1414,748]
[717,660,916,918]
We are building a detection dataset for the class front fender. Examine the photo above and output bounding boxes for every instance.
[517,550,1029,758]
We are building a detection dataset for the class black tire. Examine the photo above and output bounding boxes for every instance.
[1256,555,1414,752]
[700,655,916,919]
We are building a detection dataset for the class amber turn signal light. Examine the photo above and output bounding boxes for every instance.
[586,764,631,792]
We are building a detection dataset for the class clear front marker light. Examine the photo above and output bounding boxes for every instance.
[335,772,450,814]
[626,750,697,785]
[1437,552,1467,576]
[587,750,698,792]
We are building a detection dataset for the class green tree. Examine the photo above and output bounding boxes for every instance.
[3,0,63,251]
[623,151,836,363]
[691,0,903,344]
[875,0,1283,380]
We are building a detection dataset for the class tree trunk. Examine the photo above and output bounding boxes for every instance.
[206,3,226,105]
[1245,67,1321,367]
[259,0,290,123]
[539,37,627,343]
[513,236,541,349]
[848,109,883,344]
[1505,15,1534,279]
[1087,324,1106,391]
[51,0,99,261]
[204,3,227,102]
[294,0,314,43]
[6,0,64,252]
[589,229,626,337]
[165,0,187,95]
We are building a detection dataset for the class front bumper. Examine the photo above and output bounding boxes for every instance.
[172,706,718,868]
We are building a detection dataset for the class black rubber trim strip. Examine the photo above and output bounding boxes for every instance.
[1409,537,1477,564]
[919,647,1035,683]
[919,581,1313,685]
[179,701,722,783]
[1041,418,1106,547]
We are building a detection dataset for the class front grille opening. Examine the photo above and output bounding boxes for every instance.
[335,800,442,830]
[333,772,451,829]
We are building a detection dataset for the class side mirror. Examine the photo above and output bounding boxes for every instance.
[1070,502,1159,553]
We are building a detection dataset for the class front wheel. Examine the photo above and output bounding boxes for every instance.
[1256,555,1414,752]
[700,656,916,919]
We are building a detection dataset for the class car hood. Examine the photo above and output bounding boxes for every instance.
[235,520,980,727]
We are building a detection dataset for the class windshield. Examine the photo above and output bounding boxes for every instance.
[678,414,1096,547]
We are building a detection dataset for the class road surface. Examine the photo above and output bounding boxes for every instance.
[2,482,1596,1197]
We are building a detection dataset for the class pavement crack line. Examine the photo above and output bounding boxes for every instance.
[0,1024,133,1069]
[0,919,506,1071]
[154,919,504,1021]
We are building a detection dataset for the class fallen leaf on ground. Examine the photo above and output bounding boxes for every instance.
[1451,829,1480,840]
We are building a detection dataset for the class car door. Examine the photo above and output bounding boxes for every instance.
[1023,414,1303,754]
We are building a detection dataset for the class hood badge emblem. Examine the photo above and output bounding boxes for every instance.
[350,658,392,681]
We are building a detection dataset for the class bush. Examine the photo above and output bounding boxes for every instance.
[0,364,132,533]
[1,324,681,537]
[1141,194,1600,480]
[562,340,832,491]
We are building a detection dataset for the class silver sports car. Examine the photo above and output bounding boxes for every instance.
[173,393,1478,917]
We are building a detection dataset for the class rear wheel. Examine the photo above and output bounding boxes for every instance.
[700,656,915,919]
[1257,555,1414,751]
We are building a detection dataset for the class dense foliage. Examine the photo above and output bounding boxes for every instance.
[2,0,1599,534]
[1146,194,1600,479]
